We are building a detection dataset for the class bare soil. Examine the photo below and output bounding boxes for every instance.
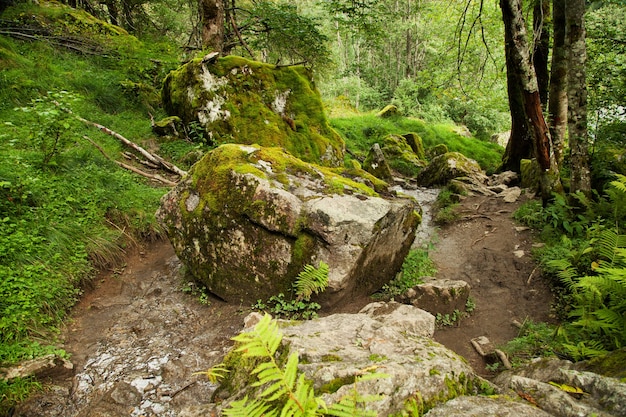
[431,194,555,377]
[14,192,555,415]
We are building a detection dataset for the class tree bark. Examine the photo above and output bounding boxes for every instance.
[199,0,224,52]
[500,0,562,201]
[501,39,533,173]
[533,0,551,108]
[566,0,591,195]
[548,0,567,167]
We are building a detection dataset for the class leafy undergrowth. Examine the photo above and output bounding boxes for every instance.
[504,176,626,366]
[0,2,184,411]
[330,113,503,174]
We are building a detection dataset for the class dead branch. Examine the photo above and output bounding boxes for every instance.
[54,100,187,178]
[83,136,177,186]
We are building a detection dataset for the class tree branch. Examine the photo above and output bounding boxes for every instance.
[83,136,177,186]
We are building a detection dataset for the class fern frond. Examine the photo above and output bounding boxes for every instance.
[595,229,620,265]
[547,258,578,287]
[193,364,230,384]
[234,313,282,358]
[294,261,329,301]
[610,174,626,194]
[223,396,279,417]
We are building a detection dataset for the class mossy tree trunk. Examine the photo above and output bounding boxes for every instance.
[500,0,563,201]
[548,0,567,167]
[200,0,224,52]
[566,0,592,196]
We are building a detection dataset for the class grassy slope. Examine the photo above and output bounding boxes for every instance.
[331,113,504,174]
[0,2,185,410]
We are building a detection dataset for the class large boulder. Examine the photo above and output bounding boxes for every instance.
[156,144,420,307]
[381,134,427,177]
[417,151,485,187]
[162,55,344,165]
[208,302,485,415]
[494,357,626,417]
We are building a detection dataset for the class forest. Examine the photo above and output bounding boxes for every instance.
[0,0,625,414]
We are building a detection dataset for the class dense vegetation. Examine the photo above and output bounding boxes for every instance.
[1,0,625,412]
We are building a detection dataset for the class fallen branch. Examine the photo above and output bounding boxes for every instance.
[54,101,187,178]
[83,136,177,186]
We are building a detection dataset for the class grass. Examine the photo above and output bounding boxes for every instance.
[330,113,504,174]
[377,247,437,298]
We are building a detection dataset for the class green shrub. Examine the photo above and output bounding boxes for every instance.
[379,248,436,298]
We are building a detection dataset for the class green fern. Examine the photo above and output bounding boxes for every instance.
[206,314,386,416]
[294,261,329,301]
[610,174,626,194]
[230,313,323,416]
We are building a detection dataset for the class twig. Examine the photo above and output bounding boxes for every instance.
[229,13,255,59]
[471,227,497,246]
[83,136,177,186]
[526,265,539,285]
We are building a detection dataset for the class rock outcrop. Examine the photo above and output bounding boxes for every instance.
[156,144,420,307]
[417,152,484,187]
[494,357,626,417]
[161,55,344,165]
[206,302,486,415]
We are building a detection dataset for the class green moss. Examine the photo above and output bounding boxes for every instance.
[321,354,343,362]
[316,375,357,395]
[162,56,344,165]
[580,348,626,379]
[429,368,441,376]
[369,353,388,363]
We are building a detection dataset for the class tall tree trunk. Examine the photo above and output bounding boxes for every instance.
[501,39,533,173]
[199,0,224,52]
[533,0,551,108]
[566,0,591,195]
[500,0,562,201]
[548,0,567,167]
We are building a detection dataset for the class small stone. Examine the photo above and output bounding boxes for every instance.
[471,336,495,357]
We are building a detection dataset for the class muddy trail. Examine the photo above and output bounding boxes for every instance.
[15,192,555,416]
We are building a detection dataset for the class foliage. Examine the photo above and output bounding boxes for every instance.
[433,188,461,225]
[253,262,328,319]
[0,4,181,409]
[246,1,331,68]
[548,227,626,358]
[202,313,385,416]
[435,310,465,328]
[14,91,81,166]
[514,176,626,361]
[501,321,561,367]
[379,248,436,298]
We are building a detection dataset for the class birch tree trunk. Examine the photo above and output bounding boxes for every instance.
[566,0,592,195]
[500,0,562,201]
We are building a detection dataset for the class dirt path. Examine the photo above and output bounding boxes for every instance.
[14,192,555,415]
[431,194,554,376]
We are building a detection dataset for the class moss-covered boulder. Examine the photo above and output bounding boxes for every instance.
[381,134,427,177]
[403,132,426,160]
[426,144,449,159]
[377,104,399,118]
[363,143,393,181]
[156,144,420,306]
[520,158,541,190]
[161,56,344,166]
[417,152,484,187]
